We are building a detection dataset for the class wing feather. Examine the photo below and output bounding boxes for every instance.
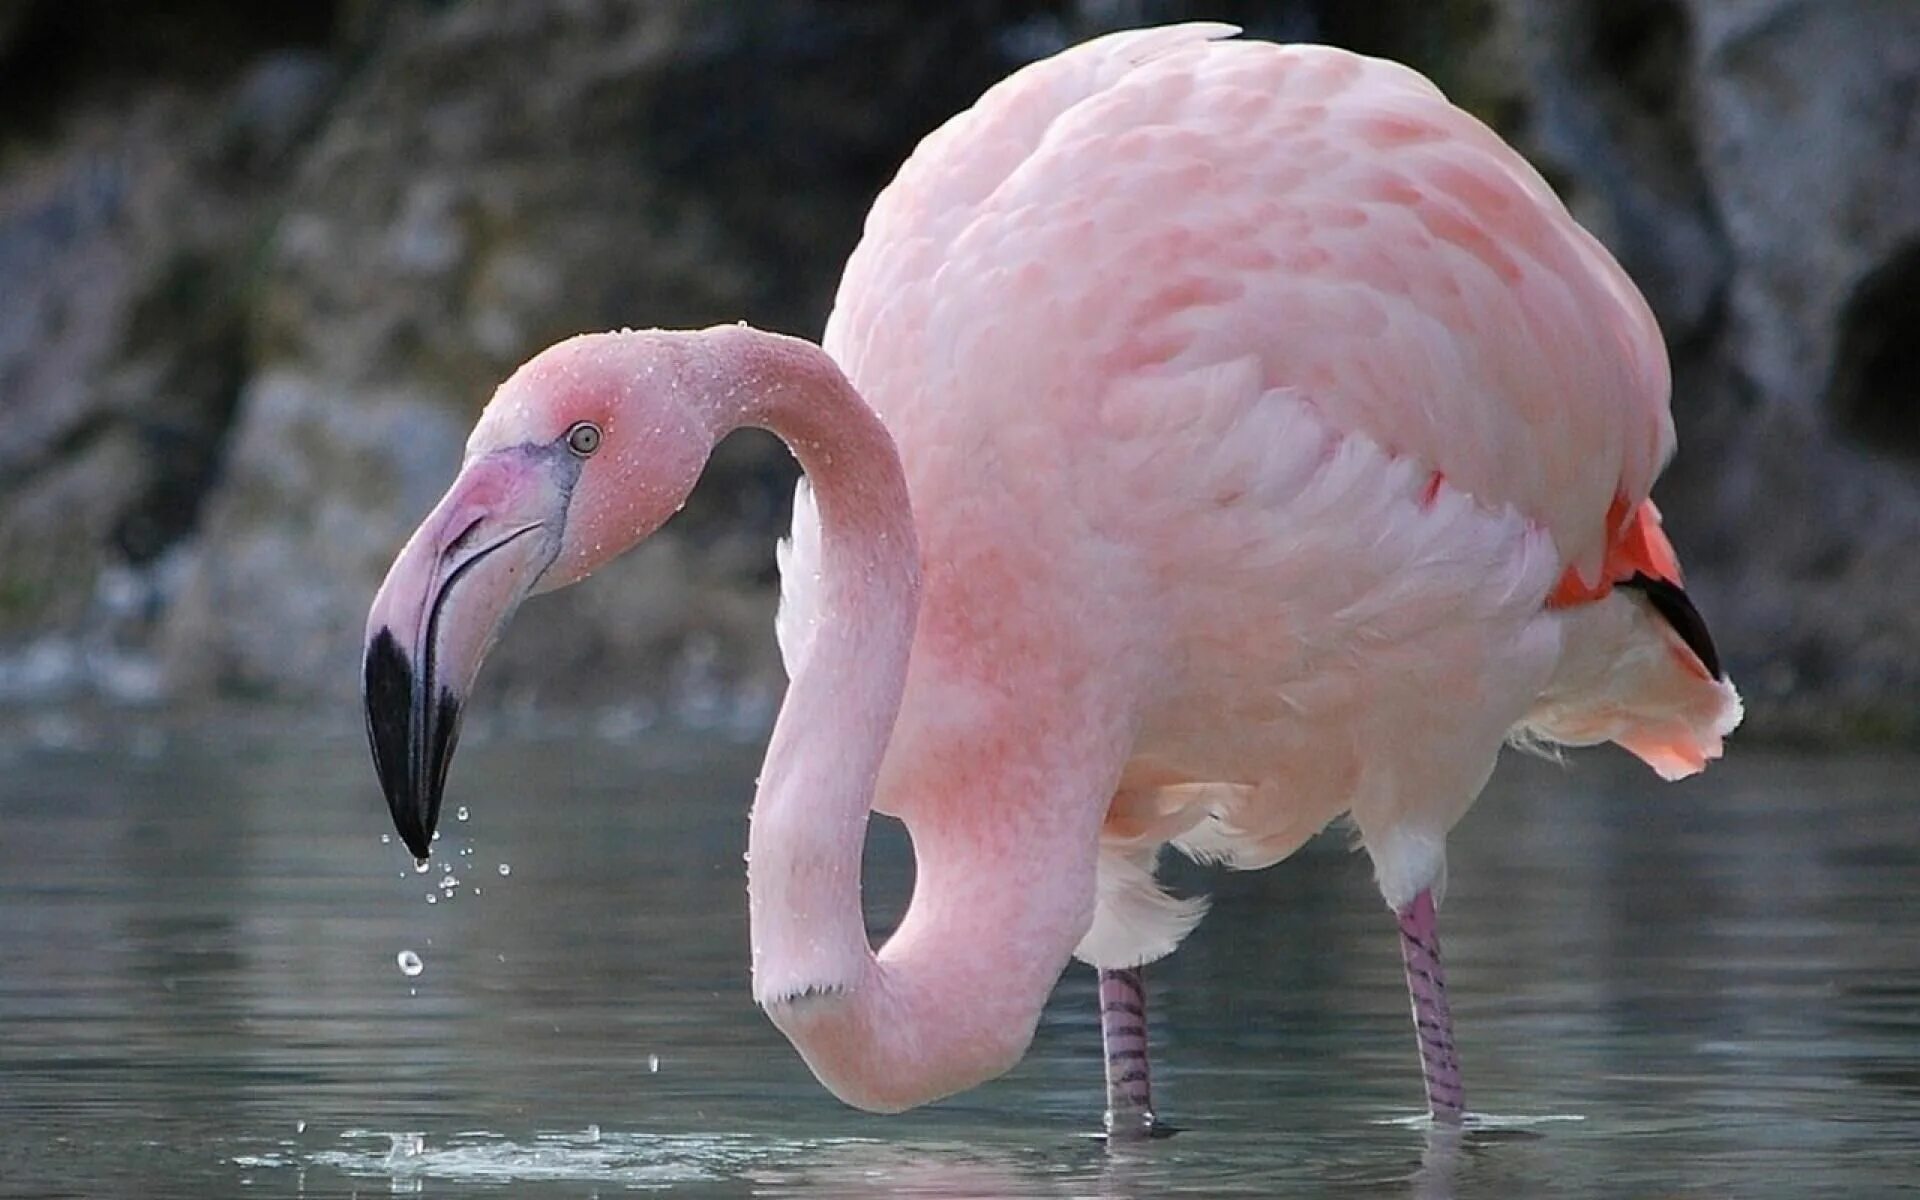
[824,28,1671,583]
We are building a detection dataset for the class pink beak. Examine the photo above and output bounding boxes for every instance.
[362,443,576,858]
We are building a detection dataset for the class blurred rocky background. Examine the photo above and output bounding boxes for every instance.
[0,0,1914,739]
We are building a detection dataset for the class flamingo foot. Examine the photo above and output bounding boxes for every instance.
[1099,966,1167,1139]
[1397,888,1465,1122]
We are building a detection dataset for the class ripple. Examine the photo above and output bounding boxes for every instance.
[1372,1111,1587,1131]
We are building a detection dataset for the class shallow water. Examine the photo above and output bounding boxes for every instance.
[1,715,1916,1197]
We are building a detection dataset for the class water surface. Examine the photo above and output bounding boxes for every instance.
[1,715,1915,1197]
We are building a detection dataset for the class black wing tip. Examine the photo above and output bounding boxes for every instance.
[1618,573,1724,682]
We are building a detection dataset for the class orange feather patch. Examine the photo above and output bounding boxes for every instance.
[1547,496,1682,608]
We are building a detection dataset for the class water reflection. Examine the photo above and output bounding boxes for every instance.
[0,714,1916,1197]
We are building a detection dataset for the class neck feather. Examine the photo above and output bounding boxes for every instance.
[692,325,919,1005]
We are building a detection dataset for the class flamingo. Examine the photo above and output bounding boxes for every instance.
[362,24,1741,1134]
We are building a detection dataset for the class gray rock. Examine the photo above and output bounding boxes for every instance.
[164,0,1039,705]
[1,0,1915,739]
[1678,0,1920,733]
[0,96,248,648]
[1375,0,1920,736]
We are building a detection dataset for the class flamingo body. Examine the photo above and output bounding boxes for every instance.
[364,24,1740,1125]
[783,25,1737,965]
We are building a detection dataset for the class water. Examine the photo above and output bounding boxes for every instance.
[1,715,1915,1197]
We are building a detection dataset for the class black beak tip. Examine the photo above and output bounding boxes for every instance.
[363,626,450,862]
[394,813,437,863]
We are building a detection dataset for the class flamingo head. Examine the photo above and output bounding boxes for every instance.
[362,331,712,859]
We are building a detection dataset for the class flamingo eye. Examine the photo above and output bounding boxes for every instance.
[565,421,602,457]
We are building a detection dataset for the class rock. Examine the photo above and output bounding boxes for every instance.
[0,0,1914,738]
[1676,0,1920,734]
[0,98,248,647]
[1346,0,1920,737]
[164,0,1055,705]
[0,3,345,698]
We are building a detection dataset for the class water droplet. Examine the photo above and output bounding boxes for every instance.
[413,859,430,874]
[380,834,391,844]
[471,886,482,896]
[648,1054,660,1073]
[497,863,511,876]
[426,893,438,905]
[431,831,441,843]
[439,873,459,891]
[456,806,469,822]
[396,950,424,977]
[386,1132,424,1164]
[295,1119,307,1134]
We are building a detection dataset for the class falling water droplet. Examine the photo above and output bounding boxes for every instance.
[497,863,511,876]
[396,950,424,977]
[296,1119,307,1134]
[456,806,469,822]
[380,834,391,845]
[426,893,438,905]
[648,1054,660,1073]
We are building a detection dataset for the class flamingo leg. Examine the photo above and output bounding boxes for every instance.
[1397,888,1465,1122]
[1098,967,1161,1138]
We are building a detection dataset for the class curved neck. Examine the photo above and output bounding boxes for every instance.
[693,326,919,1006]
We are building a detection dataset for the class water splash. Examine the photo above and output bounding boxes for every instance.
[384,1131,426,1166]
[299,1128,854,1189]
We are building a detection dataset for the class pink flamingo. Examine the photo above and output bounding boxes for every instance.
[363,25,1741,1133]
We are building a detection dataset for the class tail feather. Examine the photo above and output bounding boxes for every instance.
[1527,496,1740,779]
[1524,586,1741,780]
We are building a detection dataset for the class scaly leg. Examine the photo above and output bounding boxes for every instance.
[1397,888,1465,1122]
[1099,966,1158,1138]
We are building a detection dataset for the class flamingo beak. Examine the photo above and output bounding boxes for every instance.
[362,445,576,859]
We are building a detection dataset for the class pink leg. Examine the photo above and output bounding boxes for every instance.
[1397,889,1465,1122]
[1099,967,1159,1138]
